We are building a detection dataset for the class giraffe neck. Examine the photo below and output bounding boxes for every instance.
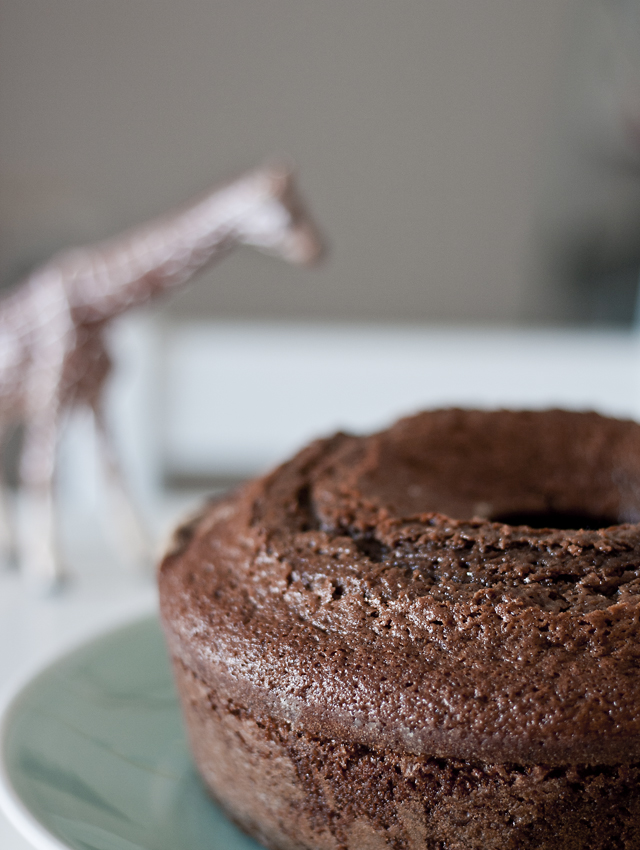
[59,174,274,324]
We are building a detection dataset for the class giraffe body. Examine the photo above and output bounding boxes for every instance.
[0,165,322,586]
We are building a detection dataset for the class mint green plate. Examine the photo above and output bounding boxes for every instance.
[0,617,263,850]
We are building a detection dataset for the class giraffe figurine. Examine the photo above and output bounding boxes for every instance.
[0,164,322,588]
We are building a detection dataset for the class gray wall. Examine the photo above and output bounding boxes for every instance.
[0,1,576,324]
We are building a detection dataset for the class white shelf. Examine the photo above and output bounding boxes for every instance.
[160,321,640,478]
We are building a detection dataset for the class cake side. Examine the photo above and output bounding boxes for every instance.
[172,657,640,850]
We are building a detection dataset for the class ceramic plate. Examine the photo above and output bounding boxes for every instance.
[0,616,263,850]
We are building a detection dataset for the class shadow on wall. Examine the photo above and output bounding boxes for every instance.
[529,0,640,326]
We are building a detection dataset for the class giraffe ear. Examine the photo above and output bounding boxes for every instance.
[262,163,294,197]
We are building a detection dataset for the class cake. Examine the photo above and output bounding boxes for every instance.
[159,409,640,849]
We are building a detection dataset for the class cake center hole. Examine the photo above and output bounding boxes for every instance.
[490,510,618,530]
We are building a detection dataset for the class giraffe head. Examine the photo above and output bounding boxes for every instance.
[230,165,324,266]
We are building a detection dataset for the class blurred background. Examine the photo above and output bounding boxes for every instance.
[6,0,640,327]
[3,0,640,509]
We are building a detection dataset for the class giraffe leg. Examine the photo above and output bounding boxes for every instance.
[0,421,17,569]
[92,401,153,571]
[18,408,63,589]
[18,308,72,589]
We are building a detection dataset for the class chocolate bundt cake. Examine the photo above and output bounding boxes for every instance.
[159,409,640,849]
